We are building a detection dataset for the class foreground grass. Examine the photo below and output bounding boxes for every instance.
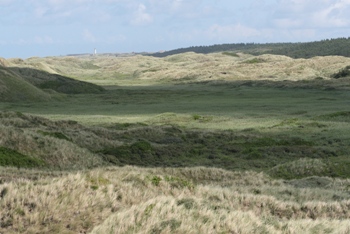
[1,166,350,233]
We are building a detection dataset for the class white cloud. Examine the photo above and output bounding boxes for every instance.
[206,24,261,41]
[273,18,303,28]
[148,0,205,19]
[311,0,350,27]
[83,29,96,42]
[92,9,112,22]
[191,22,317,44]
[15,39,28,46]
[106,34,127,44]
[34,36,54,44]
[274,0,350,28]
[34,6,48,18]
[8,36,56,46]
[130,3,153,26]
[275,29,316,41]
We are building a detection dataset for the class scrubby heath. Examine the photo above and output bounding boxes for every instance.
[1,52,350,233]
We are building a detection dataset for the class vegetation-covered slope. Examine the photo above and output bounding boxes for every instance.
[0,111,104,169]
[0,59,104,102]
[0,66,51,102]
[10,67,105,94]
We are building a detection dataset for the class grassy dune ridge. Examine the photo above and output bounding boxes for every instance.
[1,52,350,233]
[5,53,350,86]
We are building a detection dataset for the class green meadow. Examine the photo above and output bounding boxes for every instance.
[2,81,350,177]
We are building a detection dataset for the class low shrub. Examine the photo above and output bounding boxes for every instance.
[331,65,350,79]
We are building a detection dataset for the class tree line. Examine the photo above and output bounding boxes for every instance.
[149,37,350,58]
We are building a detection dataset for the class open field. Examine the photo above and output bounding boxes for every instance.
[1,52,350,233]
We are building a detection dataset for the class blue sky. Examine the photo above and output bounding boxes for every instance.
[1,0,350,58]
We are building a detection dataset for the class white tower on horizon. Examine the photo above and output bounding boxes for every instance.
[94,48,97,56]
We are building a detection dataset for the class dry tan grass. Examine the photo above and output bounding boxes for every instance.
[0,57,10,67]
[4,53,350,86]
[1,166,350,233]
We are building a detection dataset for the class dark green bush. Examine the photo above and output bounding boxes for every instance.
[151,176,162,186]
[331,66,350,78]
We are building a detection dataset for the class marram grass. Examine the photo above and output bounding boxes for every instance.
[1,166,350,234]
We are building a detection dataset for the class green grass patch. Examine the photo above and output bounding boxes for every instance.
[96,125,333,174]
[80,62,100,70]
[38,79,104,94]
[327,156,350,178]
[316,111,350,122]
[151,219,182,234]
[99,140,155,166]
[268,156,350,179]
[268,158,328,179]
[37,130,71,141]
[222,51,239,57]
[164,175,194,189]
[0,147,45,168]
[243,58,265,64]
[192,114,213,122]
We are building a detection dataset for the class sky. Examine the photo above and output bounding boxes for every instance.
[1,0,350,58]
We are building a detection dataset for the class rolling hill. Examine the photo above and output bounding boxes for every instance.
[4,52,350,88]
[0,58,104,102]
[0,65,51,102]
